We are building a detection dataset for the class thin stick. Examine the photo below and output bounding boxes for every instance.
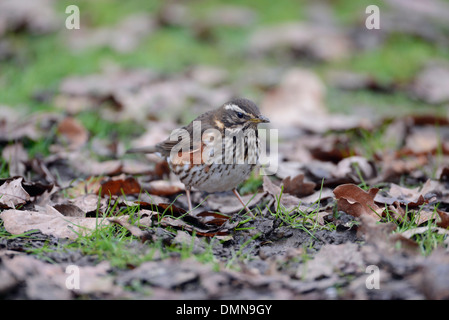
[233,188,255,217]
[185,188,193,212]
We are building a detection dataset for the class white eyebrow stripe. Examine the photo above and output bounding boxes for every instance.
[224,103,248,115]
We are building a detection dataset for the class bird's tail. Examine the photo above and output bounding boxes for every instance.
[126,146,158,154]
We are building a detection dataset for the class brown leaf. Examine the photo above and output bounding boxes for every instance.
[98,176,141,197]
[56,116,88,150]
[154,203,187,216]
[281,173,316,198]
[143,180,184,196]
[195,211,230,227]
[333,184,383,220]
[387,201,407,223]
[436,209,449,228]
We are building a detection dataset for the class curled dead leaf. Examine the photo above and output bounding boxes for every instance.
[0,177,30,208]
[333,184,383,220]
[1,143,28,177]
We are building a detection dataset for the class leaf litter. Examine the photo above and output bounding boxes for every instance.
[2,1,449,300]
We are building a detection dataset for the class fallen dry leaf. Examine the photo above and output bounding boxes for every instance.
[114,202,236,238]
[357,215,419,254]
[98,175,141,197]
[0,205,113,240]
[388,183,427,207]
[56,116,88,150]
[0,115,42,142]
[333,184,383,220]
[142,180,184,196]
[67,193,110,214]
[335,156,376,182]
[400,225,449,240]
[66,176,105,198]
[387,201,407,223]
[387,179,442,208]
[379,152,429,182]
[1,255,120,299]
[296,242,364,280]
[1,142,28,177]
[0,177,30,208]
[436,209,449,228]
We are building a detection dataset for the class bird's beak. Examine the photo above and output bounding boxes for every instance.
[250,115,270,123]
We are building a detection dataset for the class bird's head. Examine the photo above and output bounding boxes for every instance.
[217,98,270,130]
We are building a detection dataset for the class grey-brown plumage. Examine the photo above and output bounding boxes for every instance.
[128,98,269,214]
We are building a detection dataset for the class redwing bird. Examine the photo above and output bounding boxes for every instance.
[127,98,269,215]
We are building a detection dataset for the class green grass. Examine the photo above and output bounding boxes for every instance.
[385,203,447,256]
[268,182,335,234]
[77,110,145,141]
[238,172,263,195]
[340,35,448,85]
[0,160,10,179]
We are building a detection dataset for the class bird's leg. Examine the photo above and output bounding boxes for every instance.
[185,187,193,212]
[233,188,255,218]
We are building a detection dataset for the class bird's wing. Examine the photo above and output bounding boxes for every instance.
[158,110,223,165]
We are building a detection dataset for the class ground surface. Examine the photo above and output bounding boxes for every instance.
[1,0,449,300]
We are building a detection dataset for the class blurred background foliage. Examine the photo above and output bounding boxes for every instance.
[0,0,448,117]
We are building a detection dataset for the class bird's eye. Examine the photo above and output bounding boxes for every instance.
[237,112,244,118]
